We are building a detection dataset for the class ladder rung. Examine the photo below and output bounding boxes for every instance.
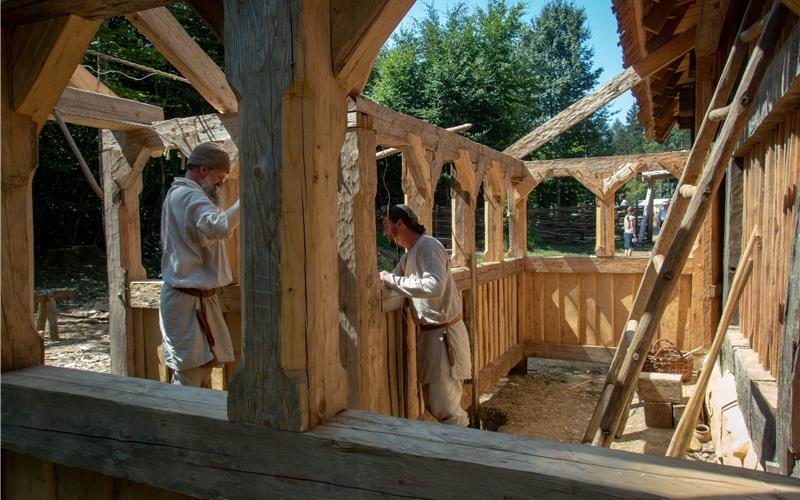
[679,184,697,198]
[652,254,665,273]
[708,105,730,122]
[740,17,765,43]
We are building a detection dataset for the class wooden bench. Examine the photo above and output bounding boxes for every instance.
[34,288,75,340]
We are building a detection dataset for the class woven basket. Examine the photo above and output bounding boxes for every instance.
[643,339,693,382]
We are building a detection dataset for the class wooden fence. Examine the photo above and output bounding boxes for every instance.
[128,255,695,417]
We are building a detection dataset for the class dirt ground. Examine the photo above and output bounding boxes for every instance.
[479,358,717,462]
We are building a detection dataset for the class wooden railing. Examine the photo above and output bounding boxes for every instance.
[127,255,696,416]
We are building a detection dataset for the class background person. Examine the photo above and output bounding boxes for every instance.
[159,142,240,388]
[623,206,637,256]
[380,204,471,426]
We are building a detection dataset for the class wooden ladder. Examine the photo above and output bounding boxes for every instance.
[583,0,790,447]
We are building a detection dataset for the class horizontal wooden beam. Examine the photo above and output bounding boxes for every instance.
[525,256,694,275]
[52,86,164,130]
[526,150,688,179]
[4,366,799,498]
[522,342,617,364]
[351,96,527,180]
[1,0,175,26]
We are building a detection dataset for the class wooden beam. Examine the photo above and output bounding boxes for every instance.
[696,0,731,57]
[127,7,237,113]
[642,0,678,34]
[53,86,164,130]
[603,162,642,195]
[102,131,161,376]
[1,0,175,25]
[504,28,695,160]
[337,113,385,414]
[225,0,352,430]
[525,256,693,275]
[402,133,432,200]
[783,0,800,16]
[1,27,44,371]
[186,0,224,41]
[644,2,691,53]
[10,15,100,124]
[5,366,799,498]
[68,65,116,96]
[330,0,414,95]
[526,151,687,179]
[595,196,616,257]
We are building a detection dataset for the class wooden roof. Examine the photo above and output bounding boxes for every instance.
[612,0,730,141]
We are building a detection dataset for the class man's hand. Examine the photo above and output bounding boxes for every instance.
[379,270,391,283]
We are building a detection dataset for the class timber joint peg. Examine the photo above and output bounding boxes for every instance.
[253,167,262,178]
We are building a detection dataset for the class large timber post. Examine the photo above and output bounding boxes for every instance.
[224,0,411,430]
[1,17,98,371]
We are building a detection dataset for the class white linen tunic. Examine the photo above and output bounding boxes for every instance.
[382,235,471,384]
[159,177,235,371]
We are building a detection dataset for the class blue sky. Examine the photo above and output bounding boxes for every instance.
[391,0,634,123]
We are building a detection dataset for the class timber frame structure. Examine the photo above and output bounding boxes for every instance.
[1,0,799,497]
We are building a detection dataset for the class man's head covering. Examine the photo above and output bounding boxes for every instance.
[187,142,230,171]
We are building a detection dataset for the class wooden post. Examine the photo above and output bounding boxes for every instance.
[1,17,99,371]
[337,112,384,413]
[224,0,409,430]
[508,187,527,259]
[1,42,43,370]
[401,133,434,233]
[483,162,504,263]
[101,130,156,376]
[451,150,477,268]
[595,196,616,257]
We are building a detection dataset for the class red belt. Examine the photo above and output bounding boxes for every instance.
[174,287,216,347]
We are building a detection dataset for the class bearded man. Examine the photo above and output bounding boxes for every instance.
[158,142,240,387]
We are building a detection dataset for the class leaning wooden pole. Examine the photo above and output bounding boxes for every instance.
[591,0,787,447]
[583,0,775,444]
[666,227,759,458]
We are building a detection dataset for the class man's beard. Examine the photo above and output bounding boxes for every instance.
[203,184,220,206]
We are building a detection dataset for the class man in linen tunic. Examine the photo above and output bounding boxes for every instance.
[159,142,240,388]
[380,204,471,426]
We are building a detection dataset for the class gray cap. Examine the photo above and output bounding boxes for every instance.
[187,142,230,171]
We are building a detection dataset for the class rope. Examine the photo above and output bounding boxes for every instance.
[86,49,189,84]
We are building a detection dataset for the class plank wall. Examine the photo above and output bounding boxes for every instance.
[522,257,696,351]
[740,109,800,377]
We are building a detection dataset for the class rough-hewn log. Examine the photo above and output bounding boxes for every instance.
[595,196,616,257]
[127,7,237,113]
[1,29,44,371]
[337,113,385,413]
[9,15,100,124]
[526,151,687,179]
[451,150,478,269]
[54,86,164,130]
[505,29,695,160]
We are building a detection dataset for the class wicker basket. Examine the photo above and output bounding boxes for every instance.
[643,339,693,382]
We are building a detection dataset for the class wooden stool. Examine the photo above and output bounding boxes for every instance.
[34,288,75,340]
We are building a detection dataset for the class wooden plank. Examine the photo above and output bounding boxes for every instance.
[54,86,164,130]
[560,273,580,345]
[127,7,237,113]
[522,343,616,364]
[637,372,683,403]
[530,272,543,343]
[9,15,100,123]
[526,151,687,179]
[542,274,560,345]
[582,273,597,346]
[385,312,398,417]
[526,256,693,274]
[596,273,615,347]
[403,308,419,419]
[5,366,799,498]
